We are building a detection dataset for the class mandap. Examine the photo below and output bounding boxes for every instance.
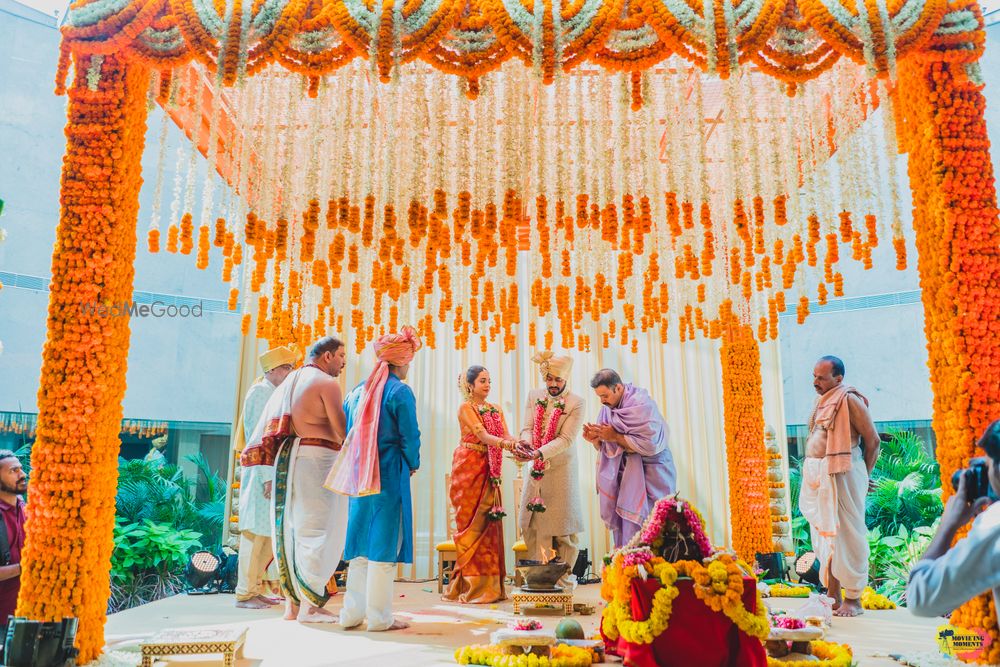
[18,0,1000,661]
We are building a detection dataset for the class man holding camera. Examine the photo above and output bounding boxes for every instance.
[907,421,1000,618]
[0,450,27,628]
[798,356,880,617]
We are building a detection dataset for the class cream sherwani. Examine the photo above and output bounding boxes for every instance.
[517,388,585,579]
[236,377,277,601]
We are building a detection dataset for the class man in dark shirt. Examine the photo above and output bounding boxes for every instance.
[0,450,27,628]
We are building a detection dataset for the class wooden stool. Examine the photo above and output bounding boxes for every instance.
[511,589,574,616]
[140,626,247,667]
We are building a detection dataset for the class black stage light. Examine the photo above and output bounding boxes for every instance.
[185,550,221,594]
[795,551,822,588]
[572,549,589,580]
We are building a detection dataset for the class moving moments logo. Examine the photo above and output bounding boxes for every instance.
[937,624,992,661]
[79,301,204,318]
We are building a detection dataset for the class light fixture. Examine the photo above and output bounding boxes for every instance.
[185,551,221,594]
[795,551,822,587]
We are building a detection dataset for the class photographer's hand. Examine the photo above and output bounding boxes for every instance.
[943,474,992,529]
[921,473,992,563]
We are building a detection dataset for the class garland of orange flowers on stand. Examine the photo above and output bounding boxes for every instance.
[719,321,773,563]
[17,53,150,663]
[895,8,1000,657]
[601,552,770,645]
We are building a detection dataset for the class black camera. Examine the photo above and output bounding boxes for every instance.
[950,457,997,502]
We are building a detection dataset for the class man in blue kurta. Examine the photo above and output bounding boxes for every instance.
[338,327,422,631]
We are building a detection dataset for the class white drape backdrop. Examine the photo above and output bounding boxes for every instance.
[228,328,789,581]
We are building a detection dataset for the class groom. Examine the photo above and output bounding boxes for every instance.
[513,352,585,588]
[583,369,676,547]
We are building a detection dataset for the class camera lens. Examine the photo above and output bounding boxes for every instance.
[950,469,964,491]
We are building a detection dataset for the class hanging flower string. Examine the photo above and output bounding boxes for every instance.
[526,397,564,513]
[477,404,508,521]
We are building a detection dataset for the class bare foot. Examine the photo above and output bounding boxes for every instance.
[284,600,300,620]
[827,580,842,610]
[833,598,864,617]
[255,595,280,606]
[236,598,269,610]
[372,619,409,632]
[298,605,339,624]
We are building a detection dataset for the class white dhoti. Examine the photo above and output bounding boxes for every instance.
[340,559,397,631]
[275,440,349,608]
[799,447,869,599]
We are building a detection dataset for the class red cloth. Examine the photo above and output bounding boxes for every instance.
[603,576,768,667]
[0,497,26,625]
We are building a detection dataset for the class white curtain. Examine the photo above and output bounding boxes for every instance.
[334,323,788,580]
[227,295,790,581]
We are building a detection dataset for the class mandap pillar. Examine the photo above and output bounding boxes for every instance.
[896,3,1000,661]
[719,322,774,563]
[16,53,150,662]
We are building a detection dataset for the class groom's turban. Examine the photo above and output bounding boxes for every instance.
[374,325,422,365]
[532,351,573,380]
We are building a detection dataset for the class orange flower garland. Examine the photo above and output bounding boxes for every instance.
[19,54,150,663]
[719,320,773,562]
[896,40,1000,663]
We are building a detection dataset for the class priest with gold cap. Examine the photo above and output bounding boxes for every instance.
[233,345,298,609]
[513,351,585,589]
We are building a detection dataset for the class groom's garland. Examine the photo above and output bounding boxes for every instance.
[527,398,565,513]
[478,404,507,521]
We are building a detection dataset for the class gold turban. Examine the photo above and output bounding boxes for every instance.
[531,351,573,380]
[259,345,299,373]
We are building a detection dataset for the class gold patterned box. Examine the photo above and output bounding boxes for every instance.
[140,626,247,667]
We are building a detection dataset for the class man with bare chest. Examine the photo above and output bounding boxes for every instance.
[241,337,349,623]
[798,356,880,618]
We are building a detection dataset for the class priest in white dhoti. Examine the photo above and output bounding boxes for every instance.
[798,355,880,618]
[241,336,350,623]
[514,352,585,589]
[233,345,298,609]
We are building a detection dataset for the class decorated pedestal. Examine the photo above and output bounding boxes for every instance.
[512,561,575,615]
[511,589,574,616]
[456,620,598,667]
[765,617,826,660]
[140,627,247,667]
[600,496,769,667]
[491,621,557,657]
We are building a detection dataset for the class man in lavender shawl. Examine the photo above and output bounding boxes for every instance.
[583,369,676,547]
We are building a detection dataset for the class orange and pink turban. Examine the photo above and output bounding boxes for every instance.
[325,326,422,497]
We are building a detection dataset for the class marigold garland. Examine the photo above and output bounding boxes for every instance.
[719,322,773,562]
[18,54,150,663]
[895,45,1000,663]
[600,554,770,644]
[766,641,853,667]
[454,643,596,667]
